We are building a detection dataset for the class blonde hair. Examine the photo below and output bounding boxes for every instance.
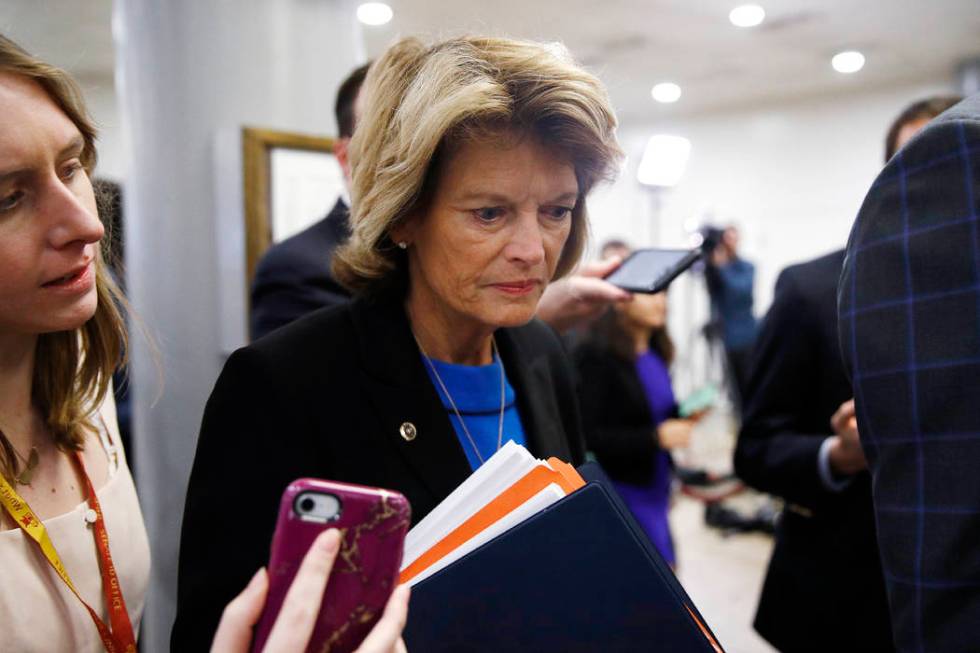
[333,36,623,294]
[0,34,128,481]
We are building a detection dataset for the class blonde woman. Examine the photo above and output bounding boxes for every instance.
[0,34,150,652]
[175,36,622,649]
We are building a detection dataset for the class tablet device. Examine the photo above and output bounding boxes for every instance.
[604,248,702,294]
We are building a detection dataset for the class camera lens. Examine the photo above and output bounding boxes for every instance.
[293,491,341,522]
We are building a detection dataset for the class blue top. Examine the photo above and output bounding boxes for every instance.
[422,353,527,471]
[634,350,677,424]
[611,350,677,565]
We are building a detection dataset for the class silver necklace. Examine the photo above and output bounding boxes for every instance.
[415,334,505,465]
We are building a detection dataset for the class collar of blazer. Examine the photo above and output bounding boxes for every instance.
[348,288,573,502]
[325,198,351,244]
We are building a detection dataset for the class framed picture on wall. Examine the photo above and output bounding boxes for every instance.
[241,126,343,284]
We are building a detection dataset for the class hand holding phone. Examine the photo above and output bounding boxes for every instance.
[603,248,701,294]
[250,479,411,653]
[657,419,695,449]
[211,529,410,653]
[536,257,633,333]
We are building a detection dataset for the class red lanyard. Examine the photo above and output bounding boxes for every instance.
[0,450,136,652]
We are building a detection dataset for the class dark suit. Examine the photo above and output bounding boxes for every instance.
[250,199,350,340]
[736,249,893,652]
[573,343,665,486]
[171,288,586,651]
[838,94,980,653]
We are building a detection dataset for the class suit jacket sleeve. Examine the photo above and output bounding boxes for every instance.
[171,347,303,651]
[735,268,831,509]
[838,100,980,651]
[553,342,588,467]
[574,345,659,482]
[531,320,587,466]
[250,250,349,340]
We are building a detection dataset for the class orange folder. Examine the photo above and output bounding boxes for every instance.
[399,461,585,584]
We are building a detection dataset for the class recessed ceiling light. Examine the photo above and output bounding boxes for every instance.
[357,2,393,26]
[651,82,682,104]
[729,4,765,28]
[832,50,865,74]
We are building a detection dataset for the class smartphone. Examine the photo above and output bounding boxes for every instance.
[678,384,718,418]
[604,248,702,294]
[251,478,411,653]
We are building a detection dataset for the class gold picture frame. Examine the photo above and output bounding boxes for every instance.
[241,126,339,284]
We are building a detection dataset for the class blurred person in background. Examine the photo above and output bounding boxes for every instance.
[840,92,978,651]
[702,224,757,410]
[882,95,964,162]
[92,178,135,468]
[249,63,369,341]
[574,274,698,567]
[174,35,623,649]
[734,94,959,653]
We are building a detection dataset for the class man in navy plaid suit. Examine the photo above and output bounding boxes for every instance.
[839,93,980,652]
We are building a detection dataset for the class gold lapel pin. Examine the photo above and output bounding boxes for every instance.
[399,422,417,442]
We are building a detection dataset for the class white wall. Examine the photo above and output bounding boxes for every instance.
[75,73,127,182]
[587,79,957,392]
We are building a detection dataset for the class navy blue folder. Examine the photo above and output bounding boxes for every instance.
[404,463,724,652]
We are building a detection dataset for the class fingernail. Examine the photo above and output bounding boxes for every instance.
[316,529,341,554]
[247,568,266,591]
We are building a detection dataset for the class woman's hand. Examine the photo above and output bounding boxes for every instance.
[657,419,694,449]
[827,398,867,476]
[210,529,411,653]
[535,257,632,334]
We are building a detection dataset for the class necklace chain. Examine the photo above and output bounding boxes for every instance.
[13,446,39,485]
[415,334,505,465]
[0,425,40,486]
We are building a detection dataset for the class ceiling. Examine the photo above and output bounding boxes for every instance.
[0,0,116,80]
[364,0,980,122]
[2,0,978,125]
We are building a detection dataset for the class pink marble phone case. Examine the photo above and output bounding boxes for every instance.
[251,478,411,653]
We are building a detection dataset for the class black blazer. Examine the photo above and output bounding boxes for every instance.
[249,199,351,340]
[573,343,665,486]
[171,289,586,651]
[736,249,893,652]
[838,94,980,652]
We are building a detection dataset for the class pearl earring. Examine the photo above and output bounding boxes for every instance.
[398,241,408,250]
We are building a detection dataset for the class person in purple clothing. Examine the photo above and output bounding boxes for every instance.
[574,288,697,566]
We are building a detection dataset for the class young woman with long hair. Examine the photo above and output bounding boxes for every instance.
[0,34,407,653]
[574,287,697,567]
[0,33,149,652]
